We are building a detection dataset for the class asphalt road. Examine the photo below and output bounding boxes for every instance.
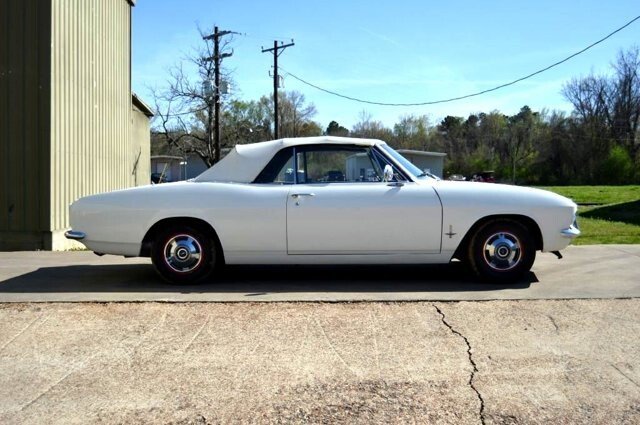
[0,245,639,302]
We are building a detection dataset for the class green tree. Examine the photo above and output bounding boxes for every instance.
[325,121,349,137]
[477,111,507,172]
[436,115,467,176]
[528,110,574,185]
[393,114,431,150]
[221,99,272,146]
[502,106,540,184]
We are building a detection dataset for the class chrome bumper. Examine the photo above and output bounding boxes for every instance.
[64,230,86,241]
[561,225,580,238]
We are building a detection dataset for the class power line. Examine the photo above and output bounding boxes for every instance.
[240,32,295,43]
[160,106,208,118]
[280,14,640,107]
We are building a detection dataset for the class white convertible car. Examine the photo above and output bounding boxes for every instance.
[66,136,579,284]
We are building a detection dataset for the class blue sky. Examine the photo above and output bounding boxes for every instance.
[132,0,640,130]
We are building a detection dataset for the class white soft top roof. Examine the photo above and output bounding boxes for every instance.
[195,136,383,183]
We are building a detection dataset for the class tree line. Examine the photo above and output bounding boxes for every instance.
[152,43,639,185]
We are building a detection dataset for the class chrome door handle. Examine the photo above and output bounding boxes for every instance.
[291,193,315,205]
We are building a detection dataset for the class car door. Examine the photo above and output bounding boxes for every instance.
[286,145,442,255]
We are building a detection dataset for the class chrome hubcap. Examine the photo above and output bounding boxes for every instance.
[163,234,203,273]
[482,232,521,271]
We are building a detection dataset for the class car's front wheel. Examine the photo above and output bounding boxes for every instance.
[151,226,215,284]
[467,219,536,282]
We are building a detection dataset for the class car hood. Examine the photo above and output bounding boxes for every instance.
[430,180,577,208]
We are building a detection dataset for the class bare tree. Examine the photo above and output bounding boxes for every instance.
[351,111,393,141]
[267,91,319,138]
[562,75,612,123]
[562,46,640,161]
[151,28,234,167]
[611,46,640,157]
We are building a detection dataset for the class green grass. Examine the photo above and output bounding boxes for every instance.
[540,185,640,205]
[537,186,640,245]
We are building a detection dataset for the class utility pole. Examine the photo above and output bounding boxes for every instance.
[262,39,294,139]
[203,27,234,163]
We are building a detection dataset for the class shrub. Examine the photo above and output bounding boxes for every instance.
[597,145,634,184]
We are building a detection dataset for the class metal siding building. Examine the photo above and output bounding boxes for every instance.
[397,150,447,179]
[0,0,150,251]
[0,0,52,250]
[132,94,153,186]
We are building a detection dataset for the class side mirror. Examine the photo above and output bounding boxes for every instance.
[383,164,394,182]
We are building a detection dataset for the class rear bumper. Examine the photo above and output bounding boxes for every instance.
[64,230,86,241]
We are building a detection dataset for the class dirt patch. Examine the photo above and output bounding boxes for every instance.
[264,380,474,424]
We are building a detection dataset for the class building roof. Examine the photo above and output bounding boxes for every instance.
[151,155,184,161]
[132,93,154,117]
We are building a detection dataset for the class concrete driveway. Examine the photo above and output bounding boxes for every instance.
[0,300,638,424]
[1,246,639,424]
[0,245,639,302]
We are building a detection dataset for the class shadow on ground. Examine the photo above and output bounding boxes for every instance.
[0,262,537,295]
[581,200,640,225]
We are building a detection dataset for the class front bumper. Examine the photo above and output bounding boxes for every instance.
[64,230,86,240]
[561,225,580,238]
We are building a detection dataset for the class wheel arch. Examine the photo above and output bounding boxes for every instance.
[453,214,543,260]
[140,217,225,265]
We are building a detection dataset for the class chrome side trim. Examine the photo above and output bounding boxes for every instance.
[64,230,86,240]
[561,225,580,238]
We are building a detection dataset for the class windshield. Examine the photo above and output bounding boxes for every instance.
[379,144,439,180]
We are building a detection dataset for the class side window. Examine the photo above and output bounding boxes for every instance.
[253,144,405,184]
[371,148,407,182]
[296,146,383,184]
[274,155,295,183]
[253,147,295,184]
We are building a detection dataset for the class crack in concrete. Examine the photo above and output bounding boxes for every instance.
[20,367,76,411]
[434,304,486,425]
[611,363,640,389]
[0,314,44,353]
[610,246,640,259]
[183,314,210,353]
[313,315,358,377]
[368,308,382,380]
[547,314,559,332]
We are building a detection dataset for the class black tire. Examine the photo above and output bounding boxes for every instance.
[467,219,536,282]
[151,225,215,284]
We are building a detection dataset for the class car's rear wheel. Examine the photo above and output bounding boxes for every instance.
[151,226,215,284]
[467,219,536,282]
